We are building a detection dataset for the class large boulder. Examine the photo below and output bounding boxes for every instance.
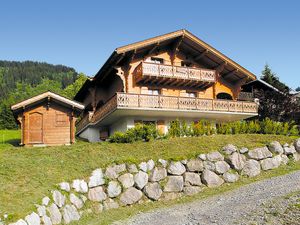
[201,170,224,187]
[183,172,202,186]
[164,176,184,192]
[127,164,138,173]
[62,204,80,224]
[183,186,201,196]
[293,152,300,161]
[147,159,155,171]
[247,147,272,160]
[214,161,230,174]
[59,182,70,192]
[222,144,238,155]
[144,182,163,200]
[203,161,216,171]
[72,179,88,193]
[186,159,204,172]
[120,187,143,205]
[105,164,126,179]
[294,138,300,152]
[281,154,289,165]
[36,205,46,217]
[198,154,207,161]
[284,144,296,155]
[70,193,84,209]
[103,198,119,210]
[242,160,261,177]
[134,171,148,189]
[149,167,167,182]
[107,181,122,198]
[42,196,50,206]
[25,212,40,225]
[223,172,239,183]
[226,152,246,171]
[167,161,186,175]
[118,173,134,189]
[268,141,284,154]
[52,190,65,208]
[88,168,105,188]
[206,151,224,162]
[138,162,148,172]
[47,203,62,225]
[158,159,168,168]
[239,147,249,154]
[260,156,282,171]
[41,215,52,225]
[88,186,107,202]
[10,220,27,225]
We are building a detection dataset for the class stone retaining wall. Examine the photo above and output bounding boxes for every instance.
[6,139,300,225]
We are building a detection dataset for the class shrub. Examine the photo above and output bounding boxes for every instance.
[110,118,299,143]
[109,123,158,143]
[169,119,181,137]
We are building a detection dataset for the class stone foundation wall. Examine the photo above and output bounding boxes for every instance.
[6,139,300,225]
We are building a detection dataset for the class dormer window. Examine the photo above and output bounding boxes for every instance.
[181,61,192,67]
[148,89,160,95]
[150,57,164,64]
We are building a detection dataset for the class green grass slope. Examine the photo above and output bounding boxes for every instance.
[0,130,297,221]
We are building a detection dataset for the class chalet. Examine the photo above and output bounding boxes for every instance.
[11,91,84,146]
[75,29,259,142]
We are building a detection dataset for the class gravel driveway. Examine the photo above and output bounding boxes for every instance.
[115,170,300,225]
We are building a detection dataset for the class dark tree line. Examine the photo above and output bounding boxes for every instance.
[0,60,87,129]
[0,60,78,103]
[257,64,300,124]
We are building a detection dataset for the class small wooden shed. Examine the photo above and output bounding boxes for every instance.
[11,91,84,146]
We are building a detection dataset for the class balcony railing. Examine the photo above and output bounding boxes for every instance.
[76,93,258,132]
[135,62,216,88]
[238,92,254,101]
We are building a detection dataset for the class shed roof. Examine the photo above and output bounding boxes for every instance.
[11,91,85,112]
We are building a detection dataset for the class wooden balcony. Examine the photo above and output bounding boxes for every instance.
[76,93,258,132]
[135,62,216,89]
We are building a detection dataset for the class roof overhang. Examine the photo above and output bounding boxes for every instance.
[75,29,257,100]
[11,91,85,114]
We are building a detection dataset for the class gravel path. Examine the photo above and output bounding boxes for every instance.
[115,170,300,225]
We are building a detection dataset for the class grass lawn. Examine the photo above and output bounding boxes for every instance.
[0,129,298,222]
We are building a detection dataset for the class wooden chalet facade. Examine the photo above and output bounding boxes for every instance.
[11,92,84,146]
[75,30,258,142]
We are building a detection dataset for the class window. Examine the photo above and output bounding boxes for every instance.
[216,92,233,100]
[186,92,197,98]
[148,89,160,95]
[56,112,69,127]
[181,61,192,67]
[150,57,164,64]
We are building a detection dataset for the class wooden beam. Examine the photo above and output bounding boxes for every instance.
[194,49,209,61]
[147,43,160,56]
[214,61,227,73]
[222,69,238,78]
[172,37,184,54]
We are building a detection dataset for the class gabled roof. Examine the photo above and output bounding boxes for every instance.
[75,29,257,100]
[11,91,85,112]
[115,29,256,79]
[243,79,280,92]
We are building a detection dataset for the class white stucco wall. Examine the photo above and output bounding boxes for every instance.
[78,126,100,142]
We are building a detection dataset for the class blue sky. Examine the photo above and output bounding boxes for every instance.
[0,1,299,89]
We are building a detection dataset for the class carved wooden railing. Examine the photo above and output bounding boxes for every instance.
[116,93,258,113]
[77,93,258,132]
[238,92,254,101]
[76,114,90,133]
[136,62,216,82]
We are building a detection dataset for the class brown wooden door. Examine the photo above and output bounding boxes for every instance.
[29,112,43,144]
